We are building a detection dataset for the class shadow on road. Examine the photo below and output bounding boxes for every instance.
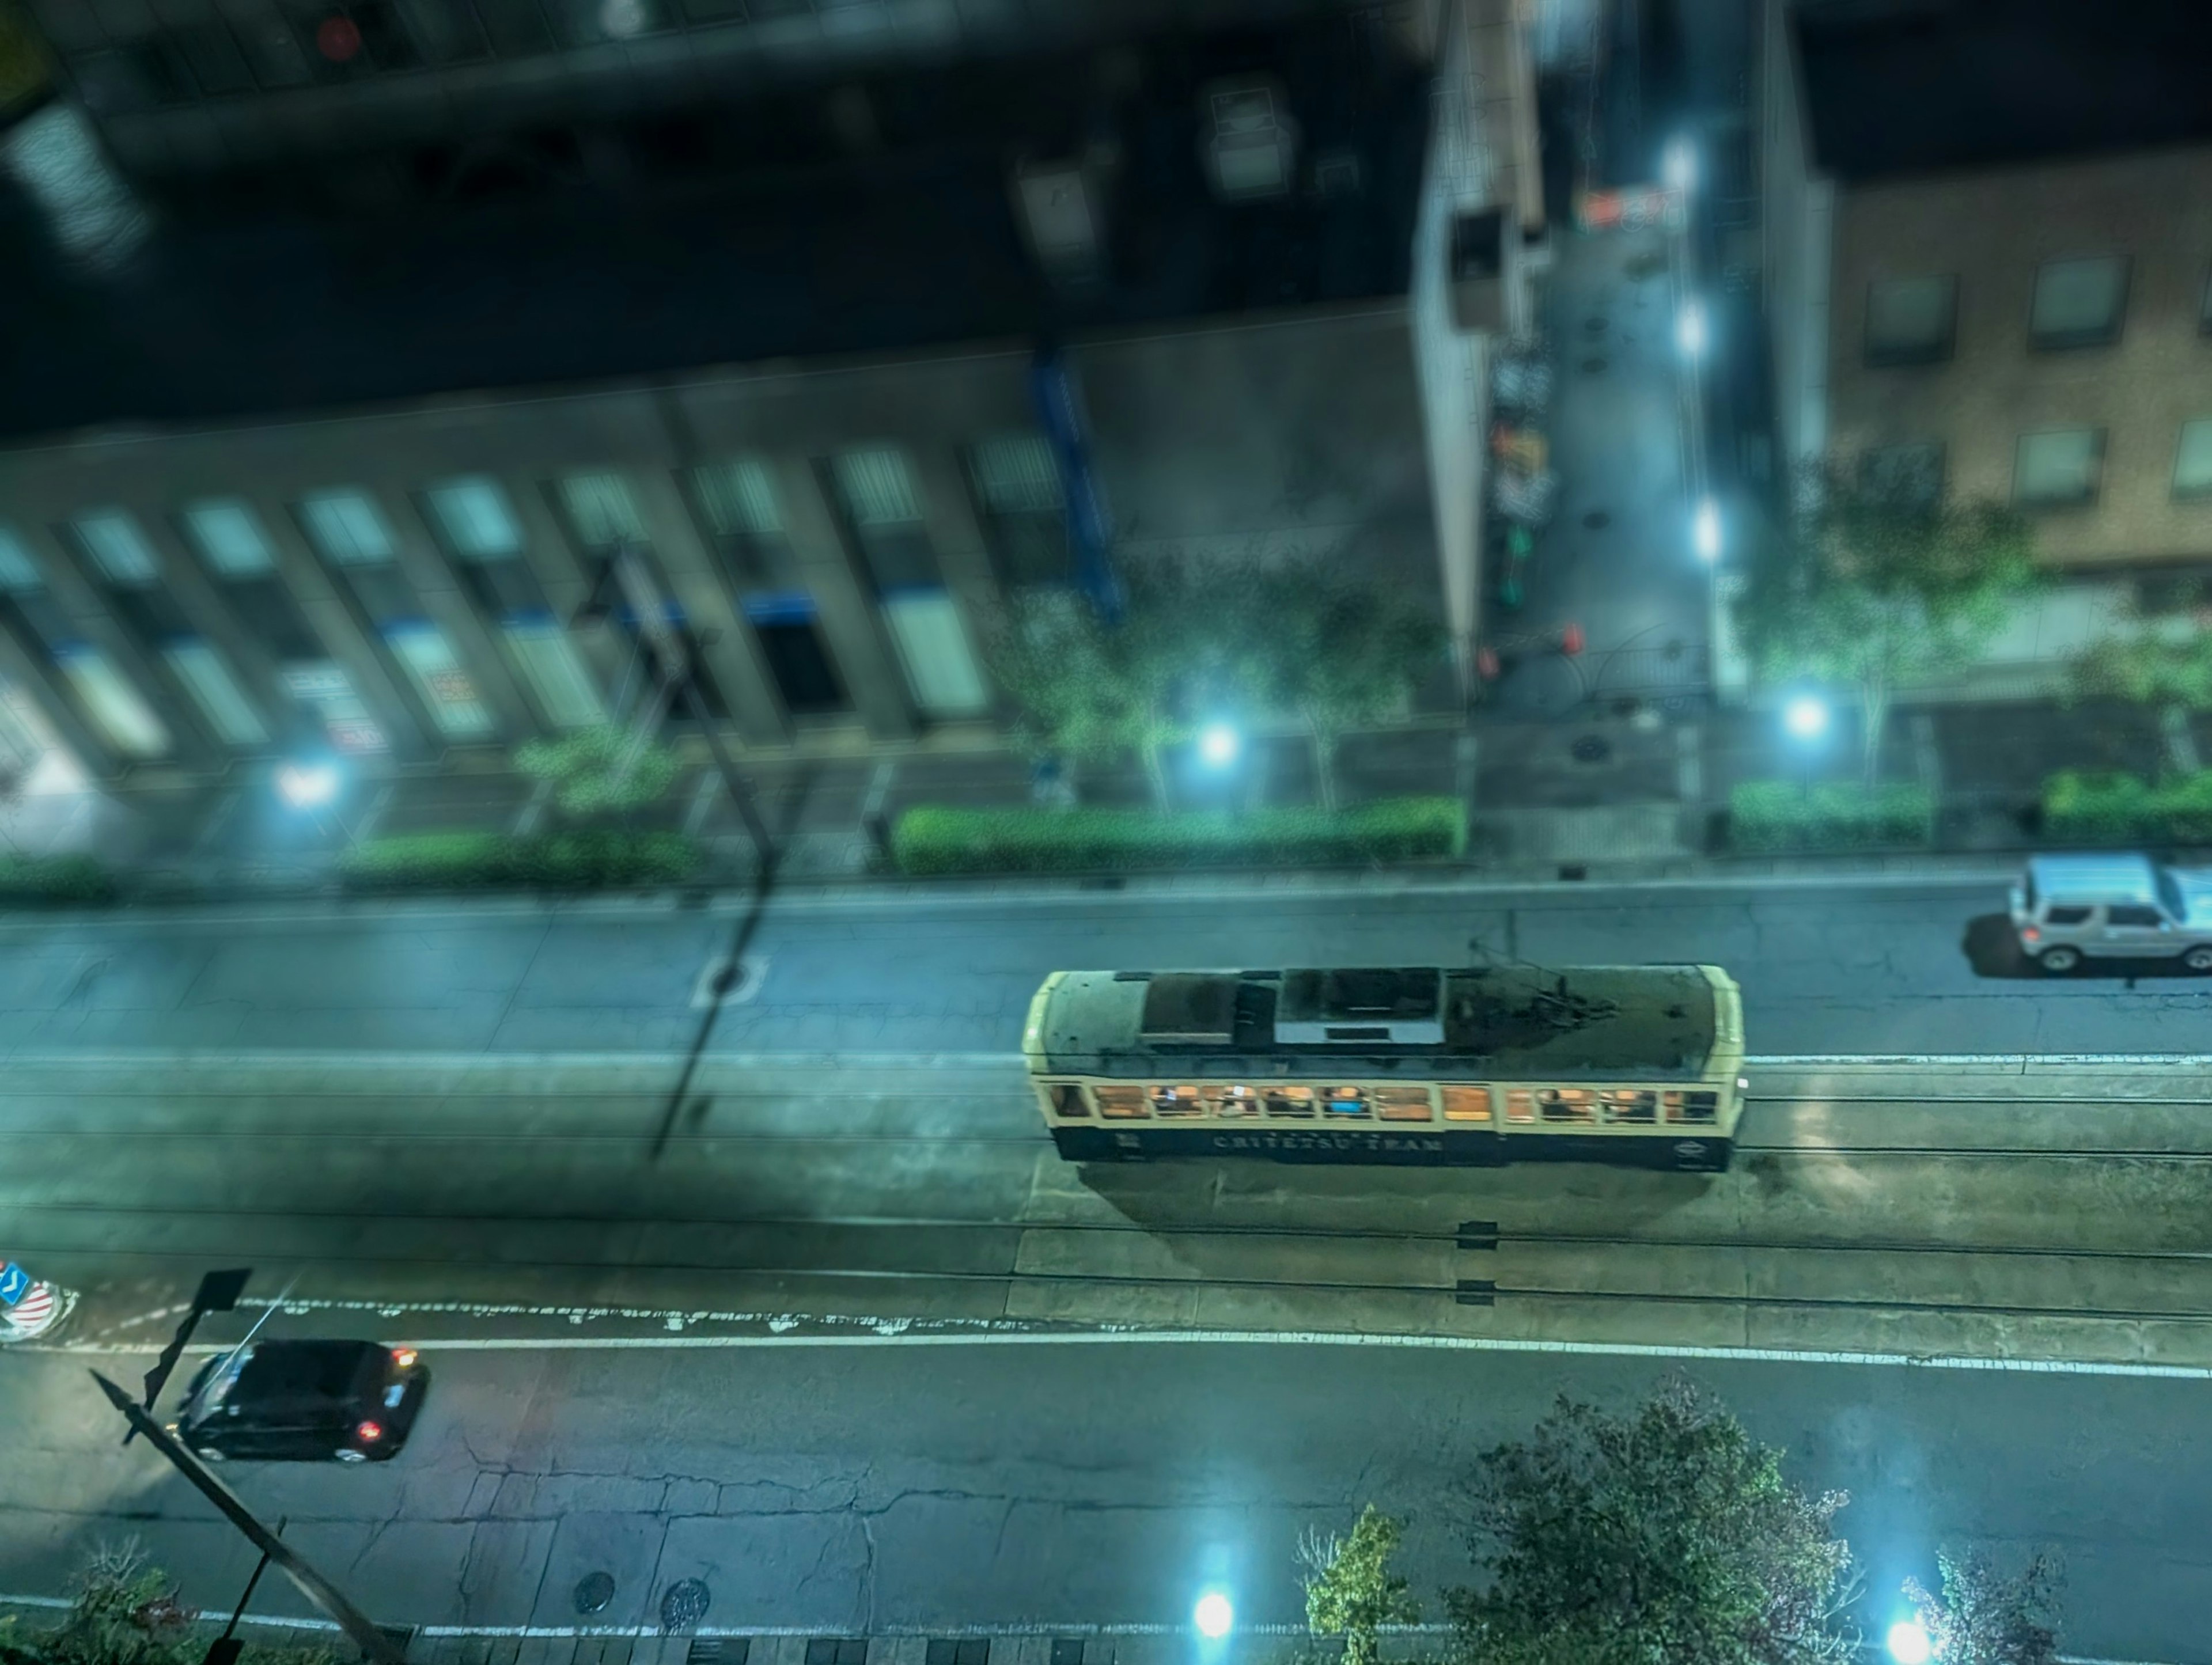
[1962,912,2212,984]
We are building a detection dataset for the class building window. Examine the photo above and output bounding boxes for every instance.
[830,447,936,587]
[694,459,801,590]
[425,477,524,559]
[969,434,1072,588]
[1864,275,1956,366]
[831,447,988,719]
[2013,427,2105,508]
[2031,255,2128,350]
[558,472,648,551]
[2174,420,2212,500]
[183,500,276,577]
[73,511,160,585]
[299,490,395,564]
[1858,442,1945,506]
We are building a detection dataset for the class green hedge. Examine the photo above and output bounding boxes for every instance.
[0,855,117,904]
[2042,769,2212,845]
[891,798,1466,877]
[1728,780,1934,852]
[336,830,702,892]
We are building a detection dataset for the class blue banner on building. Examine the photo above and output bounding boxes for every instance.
[1028,346,1122,623]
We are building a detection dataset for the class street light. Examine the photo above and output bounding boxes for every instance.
[1692,498,1722,563]
[1885,1620,1933,1665]
[1662,136,1697,195]
[1782,694,1830,742]
[274,760,340,810]
[1198,722,1241,768]
[1193,1591,1234,1640]
[1676,297,1708,359]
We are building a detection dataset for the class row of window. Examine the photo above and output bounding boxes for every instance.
[1862,255,2186,366]
[1863,416,2212,511]
[0,435,1069,760]
[73,0,847,113]
[1043,1082,1723,1127]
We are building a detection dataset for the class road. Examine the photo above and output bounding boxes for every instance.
[0,873,2200,1059]
[3,1338,2207,1663]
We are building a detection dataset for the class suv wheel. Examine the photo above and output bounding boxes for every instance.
[2185,945,2212,973]
[195,1446,224,1462]
[334,1448,369,1464]
[2035,945,2081,974]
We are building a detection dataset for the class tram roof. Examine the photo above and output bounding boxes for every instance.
[1035,964,1723,1079]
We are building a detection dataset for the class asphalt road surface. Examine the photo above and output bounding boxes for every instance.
[2,1339,2206,1664]
[0,873,2199,1060]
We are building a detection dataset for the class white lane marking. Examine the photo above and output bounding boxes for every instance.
[0,867,2027,934]
[0,1602,2160,1662]
[48,1323,2212,1381]
[5,1049,2212,1075]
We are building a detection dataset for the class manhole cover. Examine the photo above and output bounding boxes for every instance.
[1570,734,1612,764]
[574,1573,615,1617]
[1582,510,1611,530]
[660,1579,711,1633]
[692,953,768,1010]
[1580,357,1608,375]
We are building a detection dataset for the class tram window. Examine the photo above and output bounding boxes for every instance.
[1503,1090,1536,1123]
[1095,1086,1148,1118]
[1602,1090,1658,1124]
[1210,1084,1263,1118]
[1666,1090,1719,1125]
[1265,1087,1316,1118]
[1443,1086,1493,1122]
[1048,1084,1089,1118]
[1539,1088,1595,1123]
[1377,1086,1434,1121]
[1151,1084,1206,1118]
[1324,1086,1372,1118]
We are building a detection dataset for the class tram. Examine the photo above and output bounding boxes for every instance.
[1022,962,1746,1171]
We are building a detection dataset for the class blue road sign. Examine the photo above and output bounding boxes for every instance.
[0,1262,28,1306]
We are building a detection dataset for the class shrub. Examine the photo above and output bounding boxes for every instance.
[2042,769,2212,845]
[513,724,681,817]
[0,855,117,904]
[337,830,701,892]
[890,797,1465,876]
[1728,780,1934,852]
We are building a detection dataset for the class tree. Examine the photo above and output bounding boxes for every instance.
[1737,461,2040,787]
[1249,562,1444,810]
[513,723,681,819]
[1450,1381,1857,1665]
[986,565,1244,810]
[1301,1505,1421,1665]
[1903,1547,2063,1665]
[2070,583,2212,711]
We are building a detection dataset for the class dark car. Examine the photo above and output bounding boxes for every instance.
[175,1339,429,1463]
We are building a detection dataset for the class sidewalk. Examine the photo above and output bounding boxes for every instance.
[1,689,2195,905]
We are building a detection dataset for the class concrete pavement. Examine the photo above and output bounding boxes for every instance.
[2,1338,2207,1663]
[0,872,2199,1058]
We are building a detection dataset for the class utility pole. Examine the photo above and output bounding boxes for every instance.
[90,1374,409,1665]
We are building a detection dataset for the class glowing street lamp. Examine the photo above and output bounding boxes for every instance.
[1692,498,1722,563]
[1885,1620,1933,1665]
[1662,135,1698,195]
[1676,297,1708,359]
[1782,694,1830,742]
[1193,1591,1234,1640]
[274,760,340,810]
[1198,723,1241,769]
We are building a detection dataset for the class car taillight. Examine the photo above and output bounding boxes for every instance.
[356,1420,384,1443]
[2022,926,2041,943]
[390,1348,418,1370]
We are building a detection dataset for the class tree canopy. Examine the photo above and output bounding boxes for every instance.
[1301,1505,1421,1665]
[1903,1548,2063,1665]
[1449,1382,1857,1665]
[1736,461,2040,785]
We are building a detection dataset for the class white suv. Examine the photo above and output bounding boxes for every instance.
[2010,853,2212,973]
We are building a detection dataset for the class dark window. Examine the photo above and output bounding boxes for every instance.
[226,578,326,663]
[2031,256,2128,350]
[2044,905,2093,926]
[830,450,941,593]
[2108,905,2165,927]
[2013,428,2105,509]
[1865,275,1956,366]
[1859,442,1944,507]
[968,437,1072,589]
[754,618,847,714]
